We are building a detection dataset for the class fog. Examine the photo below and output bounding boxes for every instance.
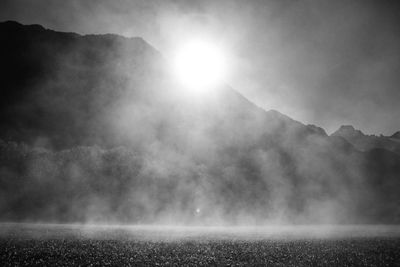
[2,223,400,242]
[0,2,399,227]
[1,0,400,135]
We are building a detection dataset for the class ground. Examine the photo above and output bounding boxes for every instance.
[0,224,399,266]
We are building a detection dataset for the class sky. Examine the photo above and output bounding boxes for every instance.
[1,0,399,135]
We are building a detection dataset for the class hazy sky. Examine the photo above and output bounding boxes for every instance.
[1,0,399,135]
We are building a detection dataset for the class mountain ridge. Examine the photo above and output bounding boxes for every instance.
[2,20,396,145]
[332,125,400,155]
[0,21,399,224]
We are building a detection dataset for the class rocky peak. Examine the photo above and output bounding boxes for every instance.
[332,125,364,138]
[307,124,327,136]
[391,131,400,139]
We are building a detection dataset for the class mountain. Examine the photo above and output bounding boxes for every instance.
[391,131,400,139]
[0,21,399,225]
[0,20,165,149]
[332,125,400,155]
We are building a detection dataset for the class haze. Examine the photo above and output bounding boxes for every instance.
[1,0,400,135]
[0,2,400,226]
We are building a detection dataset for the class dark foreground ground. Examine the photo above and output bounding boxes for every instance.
[0,224,400,266]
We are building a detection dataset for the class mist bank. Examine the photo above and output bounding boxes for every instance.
[2,223,400,241]
[0,21,399,225]
[1,136,399,225]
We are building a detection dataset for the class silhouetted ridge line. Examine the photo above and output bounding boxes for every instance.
[0,21,399,224]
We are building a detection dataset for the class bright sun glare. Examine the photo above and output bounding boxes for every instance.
[172,40,227,91]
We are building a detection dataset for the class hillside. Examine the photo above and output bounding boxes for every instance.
[0,21,399,224]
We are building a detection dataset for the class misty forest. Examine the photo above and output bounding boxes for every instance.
[0,21,399,225]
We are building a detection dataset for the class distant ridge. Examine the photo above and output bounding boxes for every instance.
[332,125,364,138]
[391,131,400,139]
[332,125,400,154]
[0,21,399,224]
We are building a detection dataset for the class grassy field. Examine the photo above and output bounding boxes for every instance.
[0,224,399,266]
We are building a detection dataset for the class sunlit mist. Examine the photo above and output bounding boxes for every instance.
[1,0,400,265]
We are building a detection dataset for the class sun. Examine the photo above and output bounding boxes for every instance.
[172,40,227,91]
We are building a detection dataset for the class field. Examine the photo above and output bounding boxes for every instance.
[1,224,400,266]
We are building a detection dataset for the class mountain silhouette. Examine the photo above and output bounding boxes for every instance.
[0,21,399,224]
[391,131,400,139]
[332,125,400,155]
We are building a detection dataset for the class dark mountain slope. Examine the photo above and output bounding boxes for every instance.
[0,21,399,224]
[0,21,163,149]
